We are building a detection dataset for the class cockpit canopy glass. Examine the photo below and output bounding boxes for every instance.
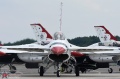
[53,32,65,40]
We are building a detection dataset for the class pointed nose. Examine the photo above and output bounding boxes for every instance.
[51,46,65,55]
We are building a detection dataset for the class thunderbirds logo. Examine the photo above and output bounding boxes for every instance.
[1,71,22,79]
[104,35,107,41]
[1,71,8,79]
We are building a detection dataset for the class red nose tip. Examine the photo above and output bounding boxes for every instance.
[51,46,65,55]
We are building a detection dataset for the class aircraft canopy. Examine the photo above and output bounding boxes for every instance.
[53,32,65,40]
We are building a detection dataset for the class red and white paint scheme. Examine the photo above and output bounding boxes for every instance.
[88,26,120,64]
[0,31,118,77]
[0,24,119,77]
[31,23,52,45]
[31,23,85,57]
[94,26,117,42]
[51,46,66,55]
[94,26,120,47]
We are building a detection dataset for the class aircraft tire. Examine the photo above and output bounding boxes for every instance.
[108,68,113,73]
[80,68,87,73]
[57,70,60,77]
[75,66,79,76]
[39,66,44,76]
[10,66,16,73]
[119,68,120,71]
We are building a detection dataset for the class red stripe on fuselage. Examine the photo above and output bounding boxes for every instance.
[71,51,84,57]
[0,51,6,56]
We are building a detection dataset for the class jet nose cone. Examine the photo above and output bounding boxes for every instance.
[51,46,65,55]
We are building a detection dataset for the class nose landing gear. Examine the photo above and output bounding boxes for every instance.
[56,62,60,77]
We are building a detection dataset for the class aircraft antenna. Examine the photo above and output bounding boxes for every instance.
[60,2,63,31]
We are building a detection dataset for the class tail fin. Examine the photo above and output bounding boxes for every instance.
[30,23,52,44]
[94,26,117,42]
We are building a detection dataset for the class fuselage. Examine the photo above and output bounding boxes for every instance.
[48,39,71,62]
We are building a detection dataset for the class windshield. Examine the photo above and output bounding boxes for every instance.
[53,32,65,40]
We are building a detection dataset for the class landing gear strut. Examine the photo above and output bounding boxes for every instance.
[108,68,113,73]
[66,65,73,73]
[38,66,44,76]
[56,62,60,77]
[61,63,73,73]
[8,64,16,73]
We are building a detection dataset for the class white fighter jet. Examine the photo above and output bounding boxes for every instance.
[0,24,119,77]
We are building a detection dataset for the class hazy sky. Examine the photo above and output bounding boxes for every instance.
[0,0,120,43]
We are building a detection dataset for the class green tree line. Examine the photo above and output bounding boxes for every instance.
[1,36,120,46]
[3,38,36,46]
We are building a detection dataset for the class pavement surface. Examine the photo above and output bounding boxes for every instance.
[0,64,120,79]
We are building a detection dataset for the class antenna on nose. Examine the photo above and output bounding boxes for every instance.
[60,2,63,31]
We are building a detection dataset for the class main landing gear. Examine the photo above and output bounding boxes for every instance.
[108,68,113,73]
[38,66,44,76]
[61,63,73,73]
[66,65,73,73]
[75,65,79,76]
[8,64,16,73]
[118,68,120,72]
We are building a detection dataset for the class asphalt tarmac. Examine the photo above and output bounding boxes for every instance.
[5,73,120,79]
[1,64,120,79]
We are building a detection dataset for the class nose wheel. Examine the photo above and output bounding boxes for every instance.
[57,70,60,77]
[38,66,44,76]
[56,62,60,77]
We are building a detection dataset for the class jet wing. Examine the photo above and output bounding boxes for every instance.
[69,45,119,53]
[0,45,49,53]
[75,47,116,52]
[0,49,49,56]
[92,50,120,55]
[0,49,29,53]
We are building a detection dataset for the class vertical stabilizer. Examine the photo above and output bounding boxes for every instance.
[94,26,117,42]
[30,23,52,44]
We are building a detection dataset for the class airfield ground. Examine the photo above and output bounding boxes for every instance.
[0,64,120,79]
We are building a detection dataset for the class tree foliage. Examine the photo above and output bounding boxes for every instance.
[115,36,120,41]
[2,36,120,46]
[3,38,36,46]
[68,36,100,46]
